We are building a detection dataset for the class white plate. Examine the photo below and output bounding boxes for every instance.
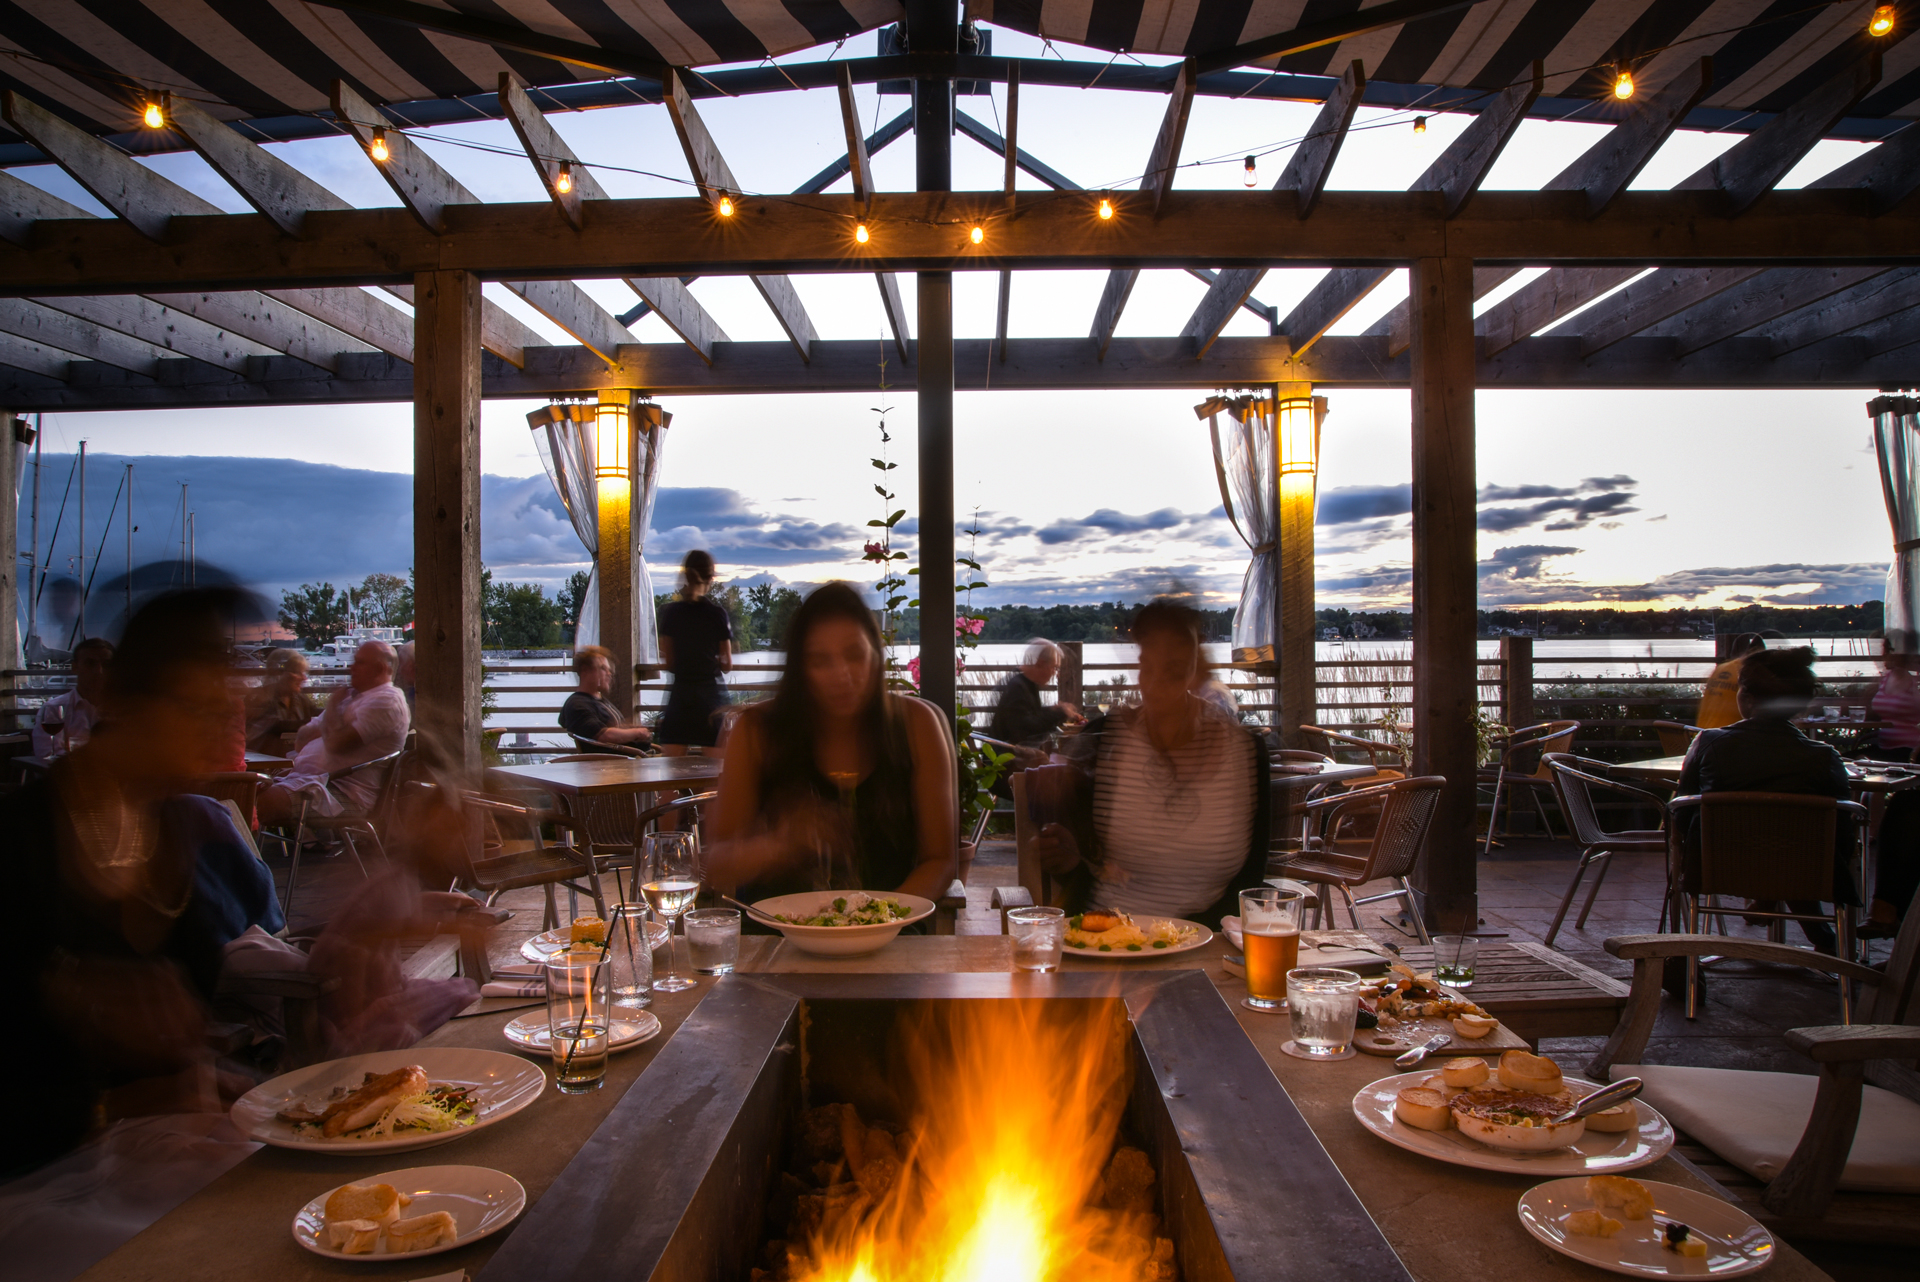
[1352,1070,1674,1175]
[521,919,669,964]
[1518,1177,1775,1276]
[750,891,936,956]
[292,1165,525,1262]
[504,1010,661,1054]
[1062,917,1212,961]
[232,1048,546,1154]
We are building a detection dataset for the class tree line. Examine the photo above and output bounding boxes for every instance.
[1314,602,1885,640]
[279,568,598,650]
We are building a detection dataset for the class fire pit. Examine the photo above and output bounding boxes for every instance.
[478,970,1410,1282]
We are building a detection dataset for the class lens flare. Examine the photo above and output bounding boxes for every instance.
[1613,69,1635,100]
[142,102,164,129]
[370,127,390,162]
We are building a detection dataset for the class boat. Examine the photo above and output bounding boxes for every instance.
[308,625,408,667]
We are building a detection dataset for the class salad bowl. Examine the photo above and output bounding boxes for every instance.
[748,890,936,957]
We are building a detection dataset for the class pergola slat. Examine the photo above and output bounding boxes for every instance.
[2,92,183,243]
[1652,266,1888,357]
[1759,267,1920,357]
[27,294,274,373]
[1544,58,1714,219]
[0,298,166,375]
[141,292,371,372]
[839,67,911,366]
[0,330,69,381]
[1089,61,1197,360]
[0,167,88,244]
[1571,266,1768,356]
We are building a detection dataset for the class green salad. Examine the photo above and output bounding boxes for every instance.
[775,893,912,927]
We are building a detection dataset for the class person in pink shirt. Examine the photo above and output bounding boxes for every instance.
[1866,645,1920,937]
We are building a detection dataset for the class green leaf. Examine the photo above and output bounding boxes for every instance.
[906,567,920,576]
[874,484,890,497]
[866,519,888,527]
[966,580,989,590]
[887,509,906,526]
[956,558,981,570]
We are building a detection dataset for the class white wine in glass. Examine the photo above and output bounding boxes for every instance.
[643,831,700,993]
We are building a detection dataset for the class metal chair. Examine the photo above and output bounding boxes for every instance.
[626,789,717,900]
[196,770,273,827]
[1541,752,1669,948]
[568,733,649,758]
[277,746,410,919]
[1480,719,1580,854]
[451,786,610,930]
[1298,725,1407,780]
[1271,775,1447,944]
[1650,721,1703,758]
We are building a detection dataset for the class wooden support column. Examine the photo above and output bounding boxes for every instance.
[1409,256,1479,934]
[598,389,636,717]
[413,270,483,774]
[1275,387,1322,749]
[0,411,18,694]
[1500,635,1534,734]
[911,0,957,724]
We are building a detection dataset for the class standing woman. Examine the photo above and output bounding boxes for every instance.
[705,582,957,905]
[655,550,734,757]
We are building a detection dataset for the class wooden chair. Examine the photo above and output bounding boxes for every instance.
[1479,719,1580,854]
[1271,776,1446,944]
[453,787,610,930]
[1585,898,1920,1241]
[1298,725,1407,780]
[1650,720,1703,758]
[1669,791,1867,1020]
[1010,771,1066,911]
[1540,752,1669,948]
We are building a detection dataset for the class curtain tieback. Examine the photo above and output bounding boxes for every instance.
[1249,540,1276,555]
[1897,538,1920,555]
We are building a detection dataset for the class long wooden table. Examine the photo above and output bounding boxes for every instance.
[1395,939,1632,1043]
[486,753,722,798]
[76,935,1833,1282]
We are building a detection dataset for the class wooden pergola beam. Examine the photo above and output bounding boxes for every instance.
[0,331,70,381]
[0,298,166,375]
[0,167,88,244]
[838,67,911,366]
[1657,265,1890,355]
[1759,267,1920,357]
[1090,61,1197,360]
[27,294,274,373]
[1545,58,1713,218]
[146,290,372,372]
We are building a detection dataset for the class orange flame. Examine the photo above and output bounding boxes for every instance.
[793,1000,1169,1282]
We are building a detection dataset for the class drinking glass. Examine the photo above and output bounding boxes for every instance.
[39,700,65,754]
[545,955,613,1093]
[642,831,700,993]
[1433,934,1478,988]
[1240,887,1304,1013]
[685,907,741,975]
[607,902,654,1008]
[1007,906,1067,972]
[1286,967,1365,1057]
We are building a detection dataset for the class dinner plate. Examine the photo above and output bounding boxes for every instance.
[1518,1177,1775,1276]
[504,1010,661,1054]
[1352,1069,1674,1175]
[292,1165,526,1262]
[1061,917,1212,961]
[521,919,669,964]
[232,1048,546,1154]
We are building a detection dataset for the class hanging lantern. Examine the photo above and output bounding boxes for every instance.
[595,397,631,480]
[1277,396,1319,477]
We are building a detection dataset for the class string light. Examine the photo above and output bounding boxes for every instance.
[142,102,164,129]
[369,127,390,162]
[1613,68,1635,100]
[1243,155,1257,187]
[717,194,735,217]
[1097,197,1114,220]
[1870,5,1896,36]
[970,225,984,245]
[1413,116,1427,136]
[855,222,870,244]
[556,162,572,195]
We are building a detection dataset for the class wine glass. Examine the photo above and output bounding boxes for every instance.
[39,700,66,755]
[641,831,700,993]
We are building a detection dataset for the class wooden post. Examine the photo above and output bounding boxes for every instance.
[1057,641,1083,710]
[1409,256,1479,935]
[1275,383,1317,747]
[1500,635,1534,733]
[911,0,957,726]
[597,389,635,717]
[0,412,16,713]
[412,270,483,774]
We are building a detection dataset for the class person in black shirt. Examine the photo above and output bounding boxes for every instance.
[989,639,1083,747]
[559,645,653,753]
[656,550,734,753]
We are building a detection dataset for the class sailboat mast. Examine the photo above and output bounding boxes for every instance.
[179,483,187,585]
[188,510,195,587]
[125,463,133,624]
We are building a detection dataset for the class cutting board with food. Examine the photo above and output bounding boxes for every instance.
[1352,962,1529,1056]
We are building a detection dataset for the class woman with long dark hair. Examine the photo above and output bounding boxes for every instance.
[655,550,733,756]
[706,582,957,903]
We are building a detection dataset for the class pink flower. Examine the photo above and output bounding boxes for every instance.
[862,540,886,562]
[906,655,922,686]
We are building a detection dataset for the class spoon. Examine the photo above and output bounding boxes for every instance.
[1394,1032,1452,1070]
[1551,1077,1644,1125]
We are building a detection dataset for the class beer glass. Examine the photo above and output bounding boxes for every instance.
[1240,887,1305,1012]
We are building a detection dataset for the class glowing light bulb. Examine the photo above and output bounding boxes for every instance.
[1870,5,1895,36]
[855,222,870,244]
[370,127,390,162]
[970,225,984,245]
[1413,115,1427,136]
[1613,68,1635,100]
[556,162,572,195]
[142,102,164,129]
[717,194,735,217]
[1243,155,1257,187]
[1097,197,1113,220]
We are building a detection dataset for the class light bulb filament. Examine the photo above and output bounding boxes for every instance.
[370,126,390,162]
[717,194,735,217]
[970,225,984,245]
[1613,69,1635,100]
[1870,5,1895,37]
[142,102,164,129]
[1097,197,1113,220]
[556,162,573,194]
[855,222,870,244]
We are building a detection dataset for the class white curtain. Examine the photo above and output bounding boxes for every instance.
[1201,394,1278,658]
[632,407,668,665]
[530,403,600,645]
[1873,395,1920,654]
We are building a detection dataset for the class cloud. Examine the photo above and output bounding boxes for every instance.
[1319,484,1412,525]
[1034,506,1201,545]
[1477,475,1640,533]
[1480,545,1582,581]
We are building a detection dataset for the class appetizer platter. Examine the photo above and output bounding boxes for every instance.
[503,1010,662,1054]
[750,890,936,957]
[1061,911,1212,960]
[232,1048,546,1154]
[292,1166,526,1262]
[1518,1175,1775,1277]
[520,914,668,964]
[1352,1050,1674,1175]
[1349,962,1517,1055]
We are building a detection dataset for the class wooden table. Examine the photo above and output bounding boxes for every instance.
[1396,939,1631,1042]
[486,754,722,798]
[1615,753,1920,797]
[75,936,1833,1282]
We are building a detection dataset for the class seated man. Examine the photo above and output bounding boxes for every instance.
[244,648,321,754]
[32,636,111,757]
[560,645,653,753]
[258,641,410,825]
[988,639,1082,748]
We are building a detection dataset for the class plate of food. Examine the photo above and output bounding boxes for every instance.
[750,890,936,956]
[232,1048,546,1153]
[1518,1176,1775,1277]
[1061,911,1211,960]
[520,914,669,964]
[504,1010,662,1054]
[292,1166,526,1261]
[1352,1049,1674,1175]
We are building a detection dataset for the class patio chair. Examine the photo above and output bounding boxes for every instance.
[568,733,651,758]
[1584,893,1920,1239]
[196,771,273,827]
[1270,775,1446,944]
[1479,719,1580,854]
[1669,791,1868,1021]
[1650,720,1703,758]
[1540,752,1668,948]
[449,786,609,930]
[277,746,411,919]
[624,790,716,901]
[1298,725,1407,781]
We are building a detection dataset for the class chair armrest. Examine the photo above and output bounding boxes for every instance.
[1784,1024,1920,1064]
[1294,779,1399,812]
[1604,933,1886,987]
[991,886,1035,911]
[937,879,968,909]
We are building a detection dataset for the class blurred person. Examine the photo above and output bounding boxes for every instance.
[1025,600,1270,928]
[560,644,654,752]
[1696,633,1764,728]
[655,550,734,756]
[988,638,1082,749]
[32,635,112,757]
[257,640,409,825]
[1190,654,1239,720]
[706,582,958,905]
[1675,646,1853,952]
[1,588,284,1176]
[244,648,321,754]
[1862,645,1920,937]
[395,640,417,713]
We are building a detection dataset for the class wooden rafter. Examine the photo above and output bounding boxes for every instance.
[1089,61,1198,360]
[144,291,373,372]
[0,298,168,375]
[837,67,910,366]
[995,65,1018,364]
[27,294,274,372]
[0,330,70,381]
[1758,268,1920,357]
[1660,266,1892,356]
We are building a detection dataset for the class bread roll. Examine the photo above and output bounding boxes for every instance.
[1564,1210,1622,1239]
[1498,1049,1564,1092]
[569,916,607,944]
[1583,1102,1637,1133]
[1441,1057,1489,1088]
[1586,1175,1654,1222]
[388,1210,458,1253]
[1452,1014,1497,1039]
[1394,1086,1452,1131]
[324,1182,401,1227]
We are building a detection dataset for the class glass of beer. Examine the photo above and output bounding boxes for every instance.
[1240,886,1305,1013]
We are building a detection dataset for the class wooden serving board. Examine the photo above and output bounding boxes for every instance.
[1354,1016,1529,1056]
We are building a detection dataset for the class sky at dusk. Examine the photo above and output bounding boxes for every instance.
[7,26,1897,619]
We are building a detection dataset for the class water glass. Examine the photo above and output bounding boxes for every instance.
[1239,886,1305,1012]
[607,902,654,1008]
[1433,934,1478,988]
[685,907,741,975]
[1007,905,1067,972]
[1286,967,1365,1057]
[545,955,613,1093]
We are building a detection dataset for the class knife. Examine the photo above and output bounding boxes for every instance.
[1551,1077,1644,1125]
[1394,1032,1452,1070]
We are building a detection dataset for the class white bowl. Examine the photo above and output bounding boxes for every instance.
[750,891,936,956]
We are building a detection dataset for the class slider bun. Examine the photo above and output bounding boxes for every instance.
[325,1219,382,1254]
[1564,1210,1622,1239]
[1586,1175,1654,1221]
[569,916,607,944]
[388,1210,458,1253]
[1394,1086,1453,1132]
[1583,1102,1637,1133]
[1441,1057,1489,1088]
[1499,1049,1564,1091]
[1452,1014,1497,1039]
[324,1182,401,1227]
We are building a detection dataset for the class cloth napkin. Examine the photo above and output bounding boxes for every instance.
[479,963,544,998]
